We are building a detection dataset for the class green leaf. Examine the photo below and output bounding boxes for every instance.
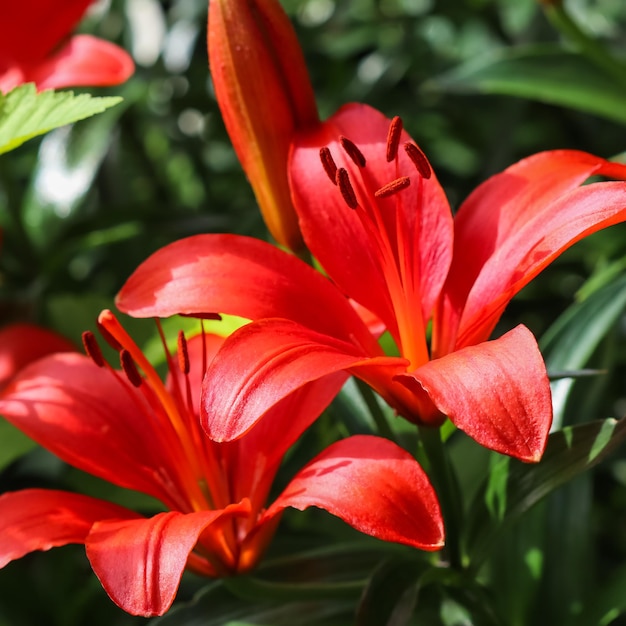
[541,272,626,428]
[151,580,355,626]
[0,84,122,154]
[466,417,626,570]
[426,44,626,126]
[0,419,37,471]
[574,563,626,626]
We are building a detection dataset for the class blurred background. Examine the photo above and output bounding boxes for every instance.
[1,0,626,623]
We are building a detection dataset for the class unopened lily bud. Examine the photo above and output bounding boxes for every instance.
[208,0,319,251]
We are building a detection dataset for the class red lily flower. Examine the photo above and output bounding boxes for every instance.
[0,309,443,616]
[0,1,134,93]
[208,0,319,251]
[0,323,74,390]
[116,104,626,463]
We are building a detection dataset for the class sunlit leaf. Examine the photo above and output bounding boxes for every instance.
[0,84,122,154]
[427,44,626,125]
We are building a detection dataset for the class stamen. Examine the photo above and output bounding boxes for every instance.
[120,349,143,387]
[82,331,105,367]
[339,136,366,168]
[386,116,403,162]
[375,176,411,198]
[180,312,222,321]
[336,168,358,209]
[177,330,190,375]
[97,319,123,351]
[404,142,431,179]
[319,147,338,184]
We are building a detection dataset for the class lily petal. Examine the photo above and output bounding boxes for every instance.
[0,1,93,66]
[397,325,552,462]
[202,318,406,442]
[436,151,626,353]
[116,233,376,348]
[0,323,74,390]
[261,435,444,550]
[29,35,134,90]
[0,488,136,568]
[86,505,248,616]
[290,102,453,335]
[0,353,181,503]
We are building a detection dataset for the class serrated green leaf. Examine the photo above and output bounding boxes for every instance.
[0,84,122,155]
[466,418,626,570]
[426,44,626,125]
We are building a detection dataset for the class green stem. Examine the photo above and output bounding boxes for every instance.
[542,3,626,88]
[417,426,464,570]
[354,378,396,441]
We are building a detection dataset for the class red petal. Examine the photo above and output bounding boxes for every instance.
[27,35,134,90]
[0,323,74,390]
[116,233,376,348]
[0,489,136,568]
[262,435,444,550]
[201,318,405,442]
[398,325,552,462]
[0,353,179,503]
[290,102,453,337]
[0,1,93,65]
[436,151,626,353]
[86,506,248,616]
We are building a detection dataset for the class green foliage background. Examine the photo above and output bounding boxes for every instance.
[2,0,626,624]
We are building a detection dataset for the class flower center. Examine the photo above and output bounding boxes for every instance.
[318,116,433,370]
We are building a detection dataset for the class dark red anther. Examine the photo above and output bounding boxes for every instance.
[320,147,338,184]
[336,168,358,209]
[339,136,366,168]
[177,330,190,375]
[97,320,123,351]
[403,142,431,179]
[386,116,403,162]
[82,331,105,368]
[375,176,411,198]
[180,312,222,321]
[120,349,143,387]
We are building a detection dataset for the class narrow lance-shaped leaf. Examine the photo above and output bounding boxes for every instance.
[465,417,626,569]
[427,44,626,127]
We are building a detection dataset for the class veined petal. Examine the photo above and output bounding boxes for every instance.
[290,103,453,338]
[397,325,552,462]
[261,435,444,550]
[86,505,249,617]
[201,318,406,442]
[28,35,134,90]
[0,353,179,503]
[208,0,318,250]
[0,489,137,568]
[116,233,376,349]
[436,150,626,354]
[0,323,74,390]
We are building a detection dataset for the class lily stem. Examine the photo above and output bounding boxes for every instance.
[354,378,396,441]
[417,426,464,570]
